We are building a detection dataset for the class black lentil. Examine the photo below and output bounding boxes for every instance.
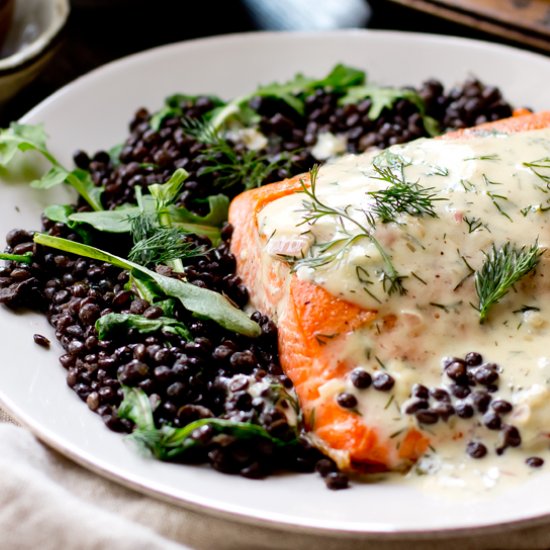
[404,399,429,415]
[466,441,488,459]
[526,457,544,468]
[324,471,349,490]
[315,458,337,477]
[444,360,467,382]
[411,384,429,399]
[473,363,499,386]
[500,425,522,448]
[449,384,471,399]
[336,392,358,409]
[491,399,512,414]
[372,372,395,391]
[471,391,492,413]
[350,368,372,389]
[455,401,474,419]
[415,410,439,425]
[482,411,502,430]
[33,334,50,348]
[430,388,450,402]
[464,352,483,366]
[432,402,455,421]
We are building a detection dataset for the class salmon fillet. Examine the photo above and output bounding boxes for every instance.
[229,111,550,473]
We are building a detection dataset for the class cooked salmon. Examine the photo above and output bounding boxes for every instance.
[228,112,550,473]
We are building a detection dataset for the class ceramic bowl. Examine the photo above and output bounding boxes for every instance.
[0,0,70,104]
[0,0,15,50]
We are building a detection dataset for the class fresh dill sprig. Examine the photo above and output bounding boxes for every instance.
[289,235,362,271]
[521,202,550,217]
[181,116,293,191]
[296,165,407,296]
[369,151,445,223]
[463,216,484,233]
[523,157,550,187]
[475,241,544,323]
[128,226,206,267]
[486,191,512,221]
[465,154,501,161]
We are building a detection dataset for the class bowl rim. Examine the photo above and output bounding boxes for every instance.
[0,0,70,72]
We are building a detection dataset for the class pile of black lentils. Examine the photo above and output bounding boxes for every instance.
[0,76,521,489]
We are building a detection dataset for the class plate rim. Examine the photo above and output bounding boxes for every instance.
[4,28,550,538]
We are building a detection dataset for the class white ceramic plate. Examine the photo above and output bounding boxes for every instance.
[1,30,550,538]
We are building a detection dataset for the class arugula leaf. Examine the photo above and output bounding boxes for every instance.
[118,386,156,431]
[96,312,191,341]
[33,233,261,337]
[339,86,440,136]
[252,63,365,114]
[65,190,224,251]
[31,165,68,189]
[170,194,229,227]
[129,273,164,304]
[127,275,176,318]
[68,207,136,233]
[318,63,366,90]
[0,123,54,165]
[118,386,297,460]
[44,204,76,225]
[210,63,365,131]
[0,123,104,211]
[65,169,104,212]
[108,143,124,167]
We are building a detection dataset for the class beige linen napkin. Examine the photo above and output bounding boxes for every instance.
[2,411,550,550]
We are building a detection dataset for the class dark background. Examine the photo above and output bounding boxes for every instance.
[1,0,546,126]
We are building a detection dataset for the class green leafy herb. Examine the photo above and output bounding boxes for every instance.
[209,64,365,130]
[128,227,206,267]
[512,305,540,314]
[475,241,544,323]
[66,193,227,244]
[0,251,33,264]
[182,117,292,191]
[33,233,261,337]
[486,191,512,221]
[108,143,124,167]
[369,151,444,223]
[118,386,297,460]
[0,123,104,211]
[170,193,229,227]
[411,271,427,285]
[463,216,484,233]
[96,312,191,341]
[523,157,550,187]
[429,300,463,313]
[339,86,439,136]
[464,154,501,161]
[68,207,136,233]
[453,252,475,292]
[148,168,188,212]
[295,165,407,296]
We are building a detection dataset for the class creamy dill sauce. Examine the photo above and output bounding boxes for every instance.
[257,129,550,494]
